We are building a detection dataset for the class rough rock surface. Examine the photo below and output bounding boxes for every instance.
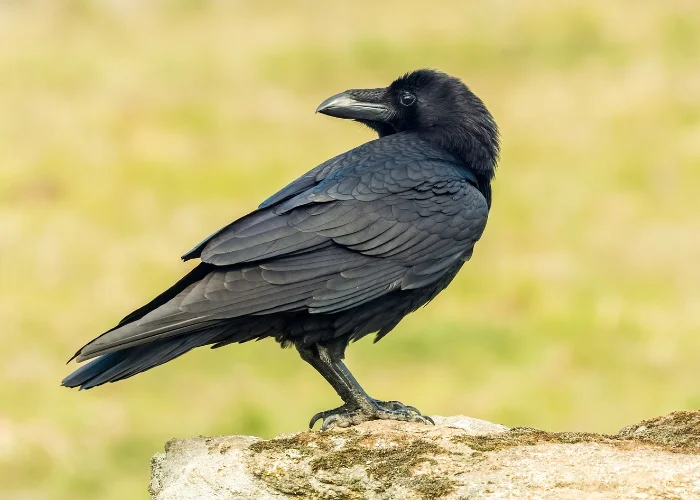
[150,411,700,499]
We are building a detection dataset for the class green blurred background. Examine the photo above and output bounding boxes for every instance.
[1,1,699,498]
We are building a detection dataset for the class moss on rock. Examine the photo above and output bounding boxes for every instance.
[249,429,457,499]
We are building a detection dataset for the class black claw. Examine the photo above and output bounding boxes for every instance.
[310,404,352,429]
[309,413,323,429]
[320,415,337,431]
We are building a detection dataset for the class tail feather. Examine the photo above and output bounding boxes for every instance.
[61,328,224,390]
[67,263,213,363]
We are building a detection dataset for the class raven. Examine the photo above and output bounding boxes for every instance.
[62,69,499,429]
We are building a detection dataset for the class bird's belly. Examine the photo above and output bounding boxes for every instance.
[276,260,466,347]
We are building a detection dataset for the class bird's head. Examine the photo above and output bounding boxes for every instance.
[316,69,499,180]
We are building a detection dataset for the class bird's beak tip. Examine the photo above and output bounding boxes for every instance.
[315,93,350,116]
[315,91,390,121]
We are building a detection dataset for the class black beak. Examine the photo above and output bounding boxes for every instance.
[316,88,392,122]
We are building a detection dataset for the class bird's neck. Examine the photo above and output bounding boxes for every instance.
[417,125,498,207]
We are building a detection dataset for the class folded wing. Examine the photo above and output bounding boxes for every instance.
[75,143,488,362]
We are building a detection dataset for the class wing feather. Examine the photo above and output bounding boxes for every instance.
[72,137,490,364]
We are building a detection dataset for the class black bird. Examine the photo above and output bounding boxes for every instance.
[62,69,499,429]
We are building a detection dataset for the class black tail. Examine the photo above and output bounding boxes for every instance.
[61,328,223,390]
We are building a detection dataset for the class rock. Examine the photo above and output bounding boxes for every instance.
[149,411,700,499]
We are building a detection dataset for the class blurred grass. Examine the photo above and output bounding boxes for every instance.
[1,0,700,498]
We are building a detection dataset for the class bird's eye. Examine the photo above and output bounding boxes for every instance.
[399,93,416,107]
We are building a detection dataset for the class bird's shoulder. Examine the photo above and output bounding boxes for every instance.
[183,134,484,263]
[260,133,472,210]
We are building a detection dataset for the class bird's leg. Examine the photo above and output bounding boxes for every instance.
[297,344,434,430]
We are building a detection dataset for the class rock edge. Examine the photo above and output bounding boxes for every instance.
[150,411,700,499]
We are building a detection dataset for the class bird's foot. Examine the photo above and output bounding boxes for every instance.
[309,399,434,430]
[371,398,427,416]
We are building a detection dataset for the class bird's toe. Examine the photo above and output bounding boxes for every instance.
[374,407,434,425]
[309,404,351,429]
[309,399,434,430]
[320,411,365,430]
[372,399,424,415]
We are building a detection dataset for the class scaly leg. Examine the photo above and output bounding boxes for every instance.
[297,344,434,430]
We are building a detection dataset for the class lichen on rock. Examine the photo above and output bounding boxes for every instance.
[249,428,459,499]
[617,410,700,453]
